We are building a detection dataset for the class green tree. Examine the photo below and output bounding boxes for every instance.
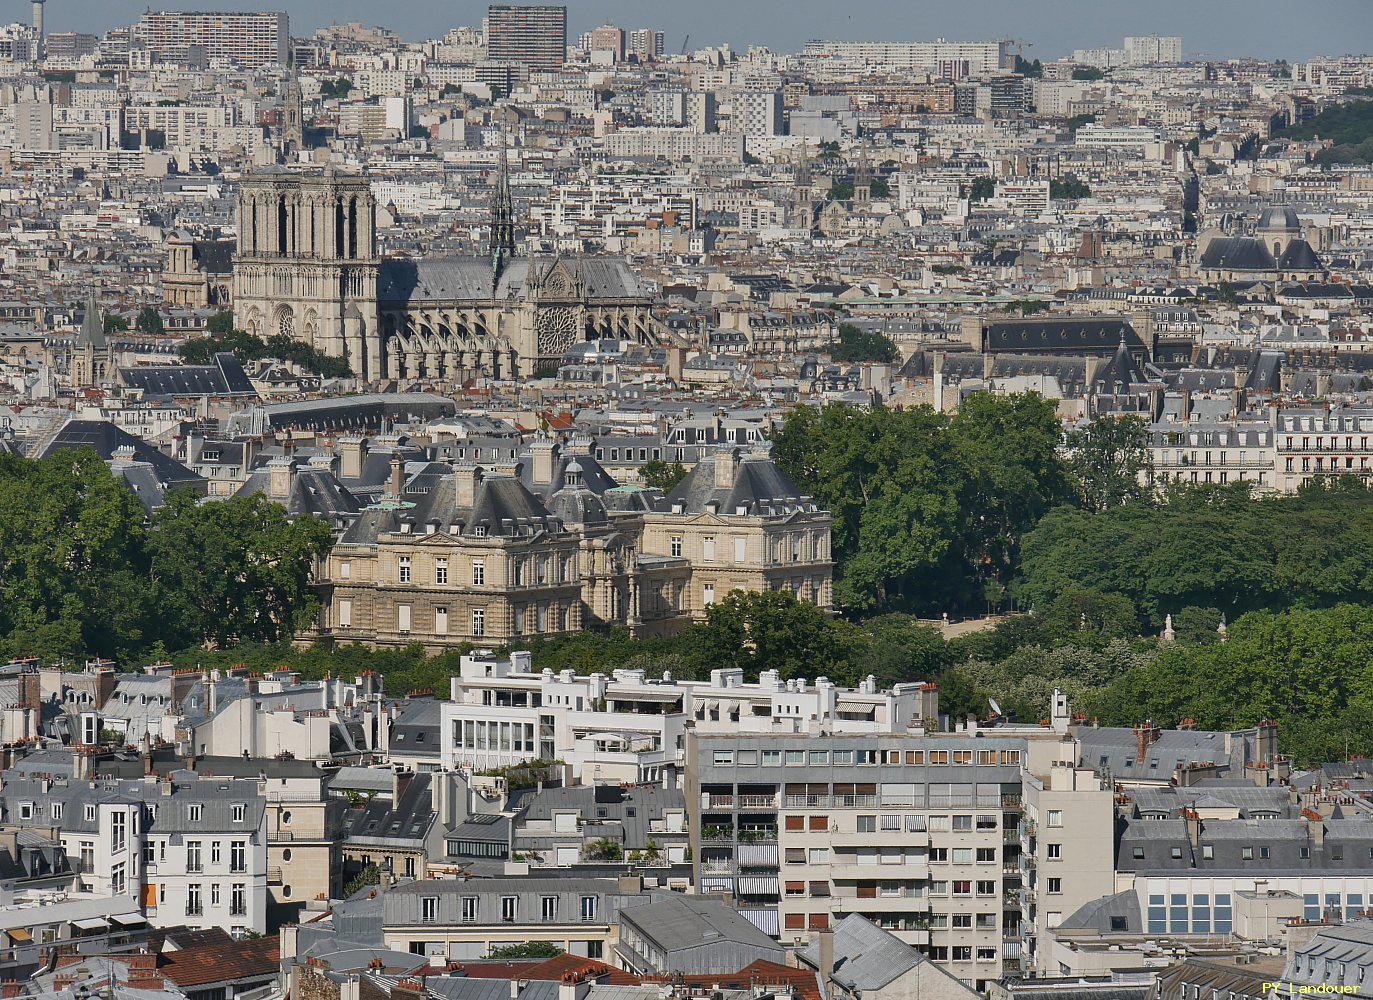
[135,307,165,336]
[691,590,865,682]
[147,491,332,649]
[965,177,996,202]
[103,314,129,335]
[949,394,1071,594]
[207,310,235,336]
[1072,66,1105,81]
[1049,174,1091,200]
[830,323,898,364]
[1064,414,1152,512]
[640,459,688,493]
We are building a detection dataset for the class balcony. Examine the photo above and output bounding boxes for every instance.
[702,794,735,809]
[185,906,203,918]
[738,794,778,809]
[267,867,283,885]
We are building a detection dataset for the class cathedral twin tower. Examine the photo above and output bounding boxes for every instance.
[230,158,657,382]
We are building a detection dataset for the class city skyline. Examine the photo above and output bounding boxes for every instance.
[8,0,1373,60]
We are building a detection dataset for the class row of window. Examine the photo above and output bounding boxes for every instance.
[176,839,249,873]
[419,894,599,923]
[184,882,249,917]
[711,748,1022,767]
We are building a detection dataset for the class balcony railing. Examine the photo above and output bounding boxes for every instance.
[738,794,778,809]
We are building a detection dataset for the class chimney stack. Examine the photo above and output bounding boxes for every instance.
[454,462,482,507]
[339,436,367,480]
[267,457,294,501]
[388,454,406,497]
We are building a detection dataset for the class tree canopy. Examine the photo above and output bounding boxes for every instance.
[181,312,353,378]
[0,449,330,663]
[771,398,1072,614]
[829,323,898,364]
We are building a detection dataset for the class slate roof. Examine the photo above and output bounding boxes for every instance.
[1199,237,1277,272]
[662,452,816,517]
[1277,238,1324,272]
[335,771,435,847]
[378,256,646,305]
[618,893,783,960]
[118,353,255,397]
[512,785,686,850]
[34,418,204,489]
[982,317,1145,355]
[339,469,563,545]
[234,463,364,520]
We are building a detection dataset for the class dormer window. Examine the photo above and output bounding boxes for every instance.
[472,525,488,538]
[188,804,202,822]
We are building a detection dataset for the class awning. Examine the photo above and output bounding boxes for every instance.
[737,877,779,896]
[5,928,32,943]
[110,914,146,926]
[698,876,734,892]
[73,917,110,930]
[742,908,780,936]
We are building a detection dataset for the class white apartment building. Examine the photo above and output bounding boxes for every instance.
[134,11,289,67]
[438,651,939,785]
[1019,763,1116,975]
[0,768,269,937]
[800,39,1007,78]
[1275,407,1373,490]
[732,89,784,139]
[1124,35,1183,65]
[689,732,1026,993]
[602,128,743,161]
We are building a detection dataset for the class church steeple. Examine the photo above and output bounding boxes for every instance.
[490,129,517,282]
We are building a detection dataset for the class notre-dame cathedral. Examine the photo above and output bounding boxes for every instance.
[230,155,659,380]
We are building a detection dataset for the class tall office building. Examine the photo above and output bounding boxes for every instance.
[135,11,289,67]
[485,5,567,71]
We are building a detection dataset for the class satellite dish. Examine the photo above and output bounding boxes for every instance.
[988,697,1003,718]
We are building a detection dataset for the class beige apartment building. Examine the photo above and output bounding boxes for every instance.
[1018,762,1116,976]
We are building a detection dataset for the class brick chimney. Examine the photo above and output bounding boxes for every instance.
[1134,720,1161,762]
[388,454,405,497]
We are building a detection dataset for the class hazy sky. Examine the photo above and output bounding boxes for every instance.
[9,0,1373,61]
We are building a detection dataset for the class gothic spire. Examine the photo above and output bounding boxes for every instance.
[490,127,517,282]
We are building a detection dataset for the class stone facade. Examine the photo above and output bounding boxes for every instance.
[230,163,659,380]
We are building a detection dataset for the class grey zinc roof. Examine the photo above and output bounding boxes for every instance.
[1059,889,1143,932]
[1199,236,1278,272]
[798,914,924,991]
[618,893,783,965]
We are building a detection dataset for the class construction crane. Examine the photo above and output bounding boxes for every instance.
[680,34,691,56]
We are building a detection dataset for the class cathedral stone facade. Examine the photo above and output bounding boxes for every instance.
[231,161,658,381]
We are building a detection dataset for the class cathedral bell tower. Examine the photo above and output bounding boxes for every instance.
[232,165,381,380]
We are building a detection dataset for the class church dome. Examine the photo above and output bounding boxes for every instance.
[1257,206,1301,233]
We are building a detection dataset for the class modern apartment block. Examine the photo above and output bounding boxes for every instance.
[441,651,939,784]
[686,733,1027,992]
[1018,762,1116,976]
[486,5,567,70]
[135,11,289,67]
